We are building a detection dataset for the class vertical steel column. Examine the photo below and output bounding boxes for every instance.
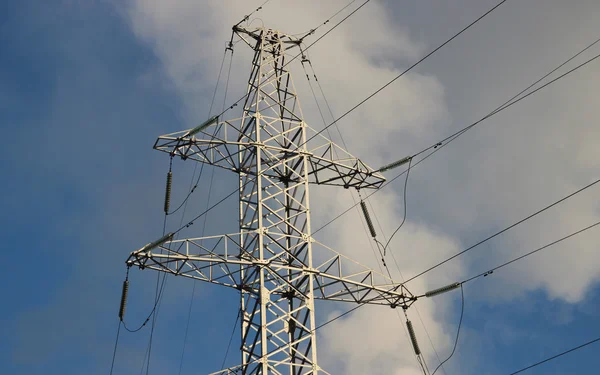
[237,28,319,375]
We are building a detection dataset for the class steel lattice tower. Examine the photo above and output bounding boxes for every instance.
[127,26,416,375]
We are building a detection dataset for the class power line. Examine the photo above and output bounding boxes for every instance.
[299,0,508,150]
[129,40,238,375]
[404,177,600,285]
[167,2,373,237]
[213,0,372,123]
[109,321,122,375]
[141,44,235,371]
[305,58,440,374]
[220,311,241,369]
[300,0,371,49]
[294,0,358,39]
[412,40,600,160]
[509,336,600,375]
[178,44,236,375]
[312,40,600,239]
[406,219,600,374]
[313,189,600,364]
[460,219,600,285]
[162,40,600,337]
[382,158,412,254]
[431,285,464,375]
[234,0,273,27]
[168,45,233,217]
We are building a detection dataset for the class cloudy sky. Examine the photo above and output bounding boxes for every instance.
[3,0,600,374]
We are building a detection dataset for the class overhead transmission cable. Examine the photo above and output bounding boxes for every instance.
[508,335,600,374]
[212,0,372,123]
[301,60,385,276]
[143,182,176,374]
[305,58,439,374]
[170,27,600,281]
[310,185,600,370]
[120,8,600,374]
[144,41,236,375]
[171,9,600,260]
[381,157,412,254]
[411,35,600,160]
[125,46,233,336]
[178,44,236,374]
[160,0,375,238]
[364,190,447,375]
[458,219,600,286]
[294,0,358,38]
[167,46,233,216]
[312,37,600,237]
[234,0,273,27]
[420,219,600,372]
[404,177,600,285]
[116,38,237,375]
[430,284,464,375]
[220,311,242,370]
[297,0,508,151]
[316,216,600,371]
[172,0,516,240]
[114,0,398,371]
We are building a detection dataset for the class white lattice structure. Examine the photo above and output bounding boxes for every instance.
[127,26,415,375]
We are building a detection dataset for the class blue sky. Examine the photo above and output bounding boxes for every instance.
[3,1,600,374]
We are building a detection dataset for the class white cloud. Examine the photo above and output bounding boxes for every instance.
[123,0,600,373]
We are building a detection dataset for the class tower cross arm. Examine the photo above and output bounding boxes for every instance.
[153,127,386,190]
[125,235,416,309]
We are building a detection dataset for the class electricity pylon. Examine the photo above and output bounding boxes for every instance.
[126,25,416,375]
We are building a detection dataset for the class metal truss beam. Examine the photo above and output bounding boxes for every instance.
[128,26,411,375]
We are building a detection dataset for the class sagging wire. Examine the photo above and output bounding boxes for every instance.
[178,45,235,374]
[166,42,234,217]
[417,218,600,374]
[403,307,431,375]
[110,266,131,375]
[301,53,396,291]
[459,220,600,287]
[234,0,273,28]
[296,0,358,41]
[220,310,242,370]
[113,24,242,375]
[303,56,435,373]
[431,284,464,375]
[381,156,412,255]
[304,56,440,370]
[296,0,508,153]
[412,36,600,161]
[109,319,122,375]
[509,336,600,374]
[302,58,398,305]
[366,197,447,375]
[405,177,600,285]
[141,39,237,375]
[312,41,600,241]
[213,0,370,126]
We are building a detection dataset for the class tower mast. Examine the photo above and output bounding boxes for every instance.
[127,25,415,375]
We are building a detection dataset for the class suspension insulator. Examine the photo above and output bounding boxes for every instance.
[164,171,172,214]
[406,320,421,356]
[118,280,129,321]
[138,232,175,252]
[360,200,377,238]
[377,156,412,173]
[425,282,461,298]
[186,115,218,137]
